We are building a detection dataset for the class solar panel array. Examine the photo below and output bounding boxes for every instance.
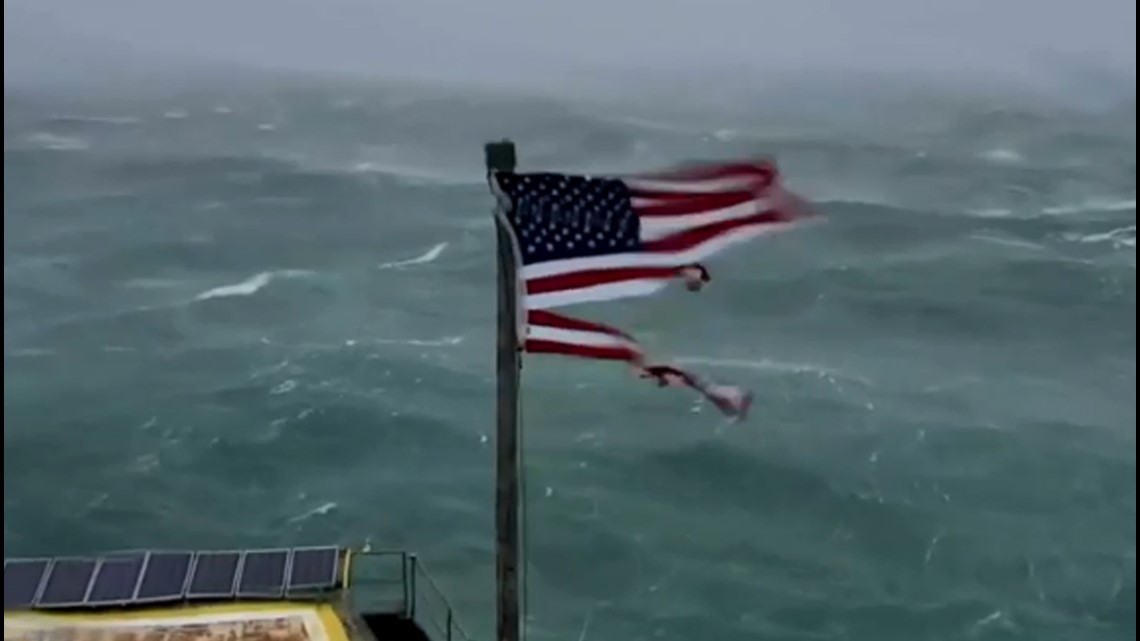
[3,546,341,611]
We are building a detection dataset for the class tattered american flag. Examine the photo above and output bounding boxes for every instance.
[491,161,815,419]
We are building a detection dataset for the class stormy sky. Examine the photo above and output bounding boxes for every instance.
[5,0,1136,88]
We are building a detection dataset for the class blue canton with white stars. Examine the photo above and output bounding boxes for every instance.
[495,172,642,266]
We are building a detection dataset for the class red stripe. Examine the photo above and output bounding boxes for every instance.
[527,265,690,296]
[510,160,801,415]
[528,310,634,340]
[642,208,796,253]
[524,339,639,362]
[524,202,810,298]
[632,190,758,217]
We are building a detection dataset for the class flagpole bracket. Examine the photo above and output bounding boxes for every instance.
[485,140,517,175]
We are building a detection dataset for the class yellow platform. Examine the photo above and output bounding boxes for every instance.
[3,549,467,641]
[4,602,352,641]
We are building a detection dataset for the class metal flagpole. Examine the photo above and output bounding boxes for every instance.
[485,140,522,641]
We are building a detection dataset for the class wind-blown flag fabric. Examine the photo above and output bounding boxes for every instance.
[491,161,814,419]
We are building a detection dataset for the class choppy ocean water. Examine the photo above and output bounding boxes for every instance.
[3,75,1135,641]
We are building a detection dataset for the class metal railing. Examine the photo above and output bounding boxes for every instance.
[345,550,474,641]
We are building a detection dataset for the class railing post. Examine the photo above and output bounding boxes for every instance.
[401,552,410,618]
[408,554,418,621]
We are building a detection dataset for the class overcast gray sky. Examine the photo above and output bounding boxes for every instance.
[5,0,1136,86]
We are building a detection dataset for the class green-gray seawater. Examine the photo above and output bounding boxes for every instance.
[4,74,1135,640]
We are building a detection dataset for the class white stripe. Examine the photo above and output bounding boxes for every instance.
[638,197,769,240]
[623,175,763,193]
[521,219,797,281]
[528,279,666,309]
[526,324,638,351]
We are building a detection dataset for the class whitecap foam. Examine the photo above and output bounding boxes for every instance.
[978,148,1024,164]
[162,109,188,119]
[288,501,338,523]
[970,233,1047,251]
[6,348,56,358]
[603,113,698,135]
[195,272,274,300]
[252,196,308,207]
[966,207,1014,218]
[270,379,297,395]
[378,242,448,269]
[1044,199,1136,216]
[46,115,141,126]
[350,161,478,186]
[25,132,88,151]
[674,356,872,385]
[1063,225,1137,249]
[373,335,464,347]
[193,269,313,301]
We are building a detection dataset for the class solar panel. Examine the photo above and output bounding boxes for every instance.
[135,552,192,602]
[4,558,49,609]
[7,546,345,609]
[187,551,240,598]
[237,549,289,597]
[86,554,146,605]
[38,558,97,607]
[288,547,340,591]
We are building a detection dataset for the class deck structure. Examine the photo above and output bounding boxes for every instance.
[3,547,470,641]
